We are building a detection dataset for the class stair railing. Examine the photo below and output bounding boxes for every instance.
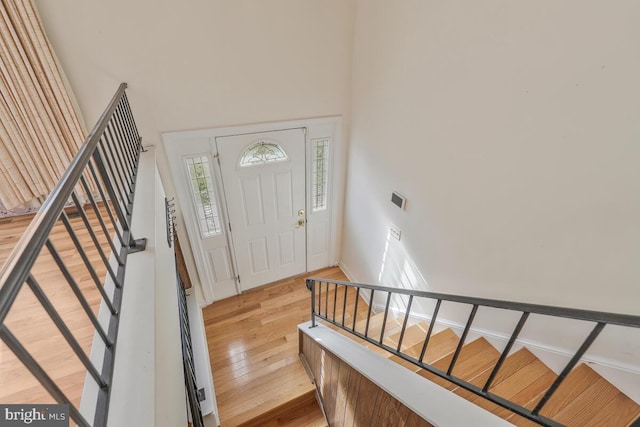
[166,198,205,427]
[306,278,640,427]
[175,262,205,427]
[0,83,145,427]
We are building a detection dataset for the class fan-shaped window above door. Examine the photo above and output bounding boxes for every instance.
[239,141,289,167]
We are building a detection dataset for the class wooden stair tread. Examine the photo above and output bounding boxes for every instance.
[321,319,368,344]
[417,337,498,390]
[320,316,400,356]
[238,390,326,427]
[354,312,384,335]
[403,327,458,360]
[364,342,395,358]
[505,363,640,426]
[536,363,601,418]
[554,375,634,427]
[470,357,555,401]
[384,322,430,350]
[355,312,402,340]
[584,391,640,427]
[389,328,459,373]
[469,359,556,419]
[219,365,315,426]
[453,347,538,402]
[387,355,424,373]
[336,327,458,374]
[504,414,546,427]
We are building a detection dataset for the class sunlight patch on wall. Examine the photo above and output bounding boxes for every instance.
[376,229,435,317]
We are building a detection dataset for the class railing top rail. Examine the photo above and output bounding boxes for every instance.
[306,277,640,328]
[0,83,128,325]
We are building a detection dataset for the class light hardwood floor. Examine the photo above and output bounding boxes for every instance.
[0,205,115,410]
[203,267,351,426]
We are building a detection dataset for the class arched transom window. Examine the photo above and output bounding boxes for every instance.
[239,141,288,167]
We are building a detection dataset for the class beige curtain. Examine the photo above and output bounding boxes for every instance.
[0,0,86,211]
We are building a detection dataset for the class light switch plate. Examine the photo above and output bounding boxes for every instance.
[390,226,401,241]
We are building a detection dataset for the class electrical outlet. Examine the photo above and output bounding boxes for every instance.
[389,226,401,241]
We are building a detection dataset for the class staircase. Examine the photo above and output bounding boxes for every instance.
[344,314,640,426]
[307,278,640,427]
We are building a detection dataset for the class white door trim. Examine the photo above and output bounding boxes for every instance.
[163,117,344,304]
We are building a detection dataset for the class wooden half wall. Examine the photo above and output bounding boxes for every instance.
[300,330,433,427]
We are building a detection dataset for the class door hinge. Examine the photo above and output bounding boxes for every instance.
[237,275,241,283]
[228,222,232,232]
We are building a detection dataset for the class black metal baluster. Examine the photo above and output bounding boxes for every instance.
[114,106,137,180]
[120,99,139,162]
[308,280,316,327]
[96,139,130,216]
[397,295,414,352]
[364,290,375,337]
[79,175,124,266]
[419,299,441,363]
[532,322,606,416]
[101,128,130,203]
[26,275,107,388]
[379,292,392,344]
[332,283,338,322]
[70,193,120,287]
[87,161,125,247]
[352,288,360,331]
[59,212,117,314]
[318,281,322,318]
[93,147,132,233]
[118,96,138,153]
[483,312,530,392]
[111,114,135,187]
[45,240,112,347]
[105,123,133,196]
[447,304,478,376]
[114,107,136,181]
[341,285,348,327]
[113,103,136,176]
[325,282,329,319]
[123,92,141,144]
[0,326,91,427]
[104,131,133,214]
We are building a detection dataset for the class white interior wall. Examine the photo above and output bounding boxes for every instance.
[342,0,640,369]
[344,0,640,311]
[34,0,356,296]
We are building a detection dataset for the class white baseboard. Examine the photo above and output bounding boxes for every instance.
[337,260,356,283]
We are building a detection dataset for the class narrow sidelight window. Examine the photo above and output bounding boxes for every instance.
[185,155,222,237]
[311,138,330,212]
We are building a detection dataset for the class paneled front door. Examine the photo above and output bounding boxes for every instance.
[216,128,306,291]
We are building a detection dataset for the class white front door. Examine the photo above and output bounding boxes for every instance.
[216,128,307,290]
